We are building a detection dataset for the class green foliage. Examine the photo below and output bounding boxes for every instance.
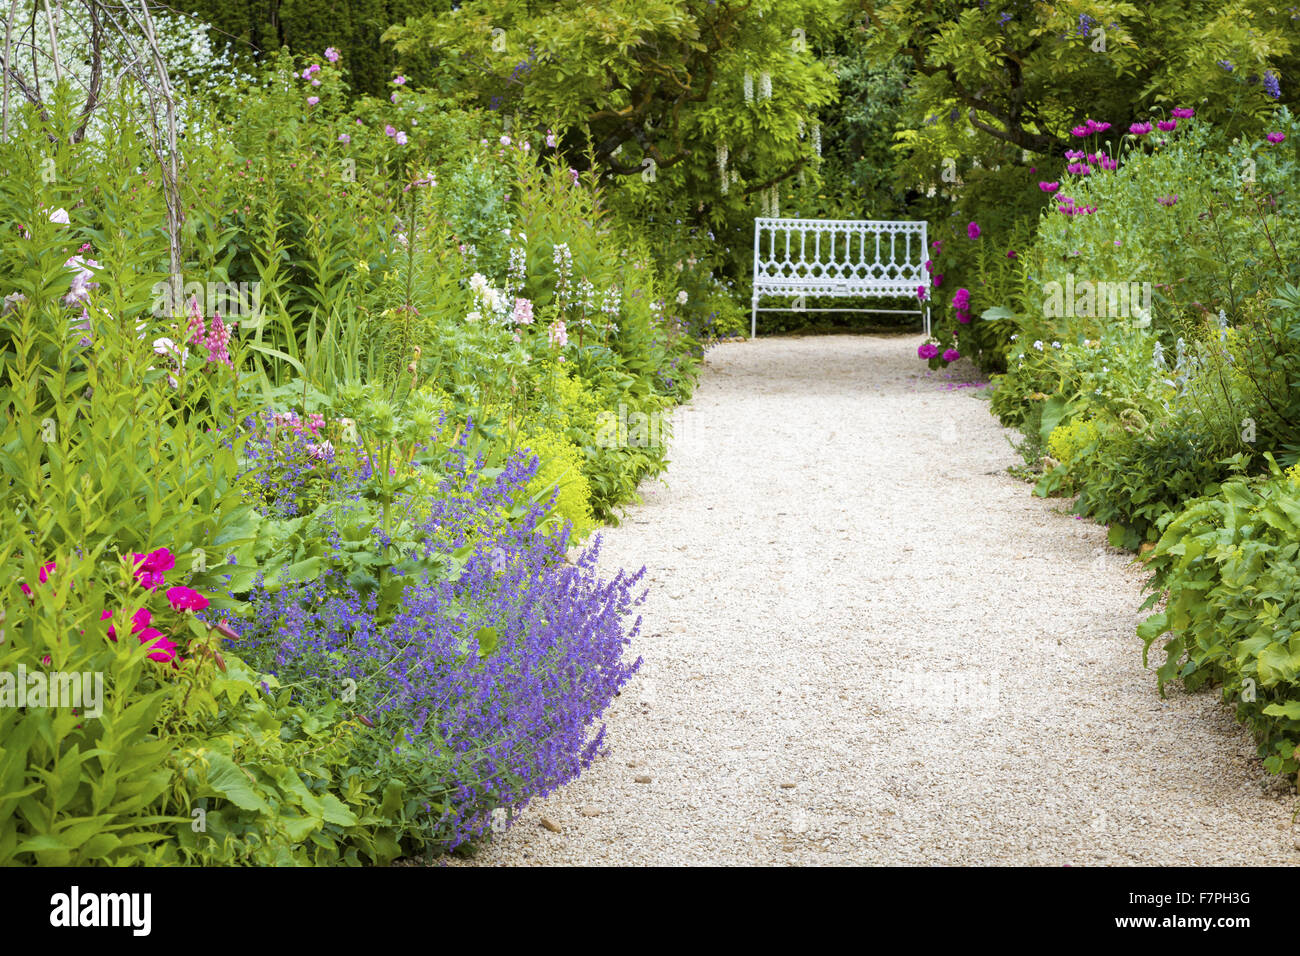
[1139,459,1300,778]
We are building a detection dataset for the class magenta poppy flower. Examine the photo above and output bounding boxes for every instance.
[130,607,152,633]
[1039,181,1060,192]
[1170,107,1194,119]
[918,343,939,360]
[1070,125,1091,137]
[1006,249,1017,259]
[1266,132,1286,144]
[942,348,961,362]
[967,222,980,239]
[166,585,210,613]
[1157,119,1177,132]
[1086,120,1111,133]
[1129,122,1152,136]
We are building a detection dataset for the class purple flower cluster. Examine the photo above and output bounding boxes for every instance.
[239,411,342,516]
[239,435,645,851]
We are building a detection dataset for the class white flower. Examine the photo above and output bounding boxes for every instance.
[49,207,69,224]
[1033,340,1044,351]
[676,290,689,305]
[1051,341,1061,349]
[466,310,482,323]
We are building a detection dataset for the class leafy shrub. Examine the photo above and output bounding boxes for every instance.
[1139,458,1300,778]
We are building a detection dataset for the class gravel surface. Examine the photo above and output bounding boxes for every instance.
[449,334,1298,866]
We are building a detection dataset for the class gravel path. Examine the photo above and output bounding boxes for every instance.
[455,334,1297,866]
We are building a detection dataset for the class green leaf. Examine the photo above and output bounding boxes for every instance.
[202,753,272,814]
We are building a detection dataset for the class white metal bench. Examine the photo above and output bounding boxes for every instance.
[751,218,931,338]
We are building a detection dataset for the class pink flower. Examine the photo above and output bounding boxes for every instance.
[307,96,320,106]
[204,312,232,366]
[918,343,939,360]
[548,320,568,348]
[924,259,934,273]
[129,548,174,589]
[324,47,341,63]
[967,221,980,239]
[1129,122,1152,136]
[302,64,320,79]
[512,297,534,325]
[1170,107,1195,119]
[137,628,177,663]
[129,607,152,634]
[1038,181,1060,192]
[952,288,970,310]
[932,273,943,289]
[393,75,407,86]
[338,133,351,144]
[569,168,580,185]
[384,124,397,138]
[1006,249,1017,259]
[956,310,971,324]
[916,286,928,301]
[1266,132,1286,144]
[1157,119,1177,132]
[545,130,557,148]
[942,348,960,362]
[1071,125,1091,137]
[394,131,408,145]
[166,585,209,613]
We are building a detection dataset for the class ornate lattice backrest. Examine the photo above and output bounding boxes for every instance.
[751,218,930,337]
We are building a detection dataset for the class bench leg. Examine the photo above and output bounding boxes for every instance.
[751,297,758,339]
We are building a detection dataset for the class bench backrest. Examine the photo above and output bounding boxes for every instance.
[752,217,929,298]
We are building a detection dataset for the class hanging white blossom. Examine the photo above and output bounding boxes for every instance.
[758,72,772,100]
[743,72,754,104]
